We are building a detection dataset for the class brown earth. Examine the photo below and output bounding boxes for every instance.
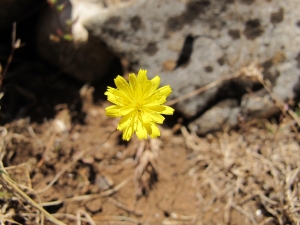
[0,66,300,225]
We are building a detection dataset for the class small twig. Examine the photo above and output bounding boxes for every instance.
[54,214,140,224]
[170,212,194,220]
[77,209,96,225]
[230,202,257,225]
[0,170,66,225]
[0,23,21,91]
[107,197,143,216]
[167,75,234,106]
[76,210,95,225]
[37,132,56,168]
[258,77,300,130]
[40,177,130,206]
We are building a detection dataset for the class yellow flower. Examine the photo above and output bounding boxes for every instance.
[105,69,174,141]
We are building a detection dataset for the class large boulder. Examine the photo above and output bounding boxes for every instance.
[85,0,300,134]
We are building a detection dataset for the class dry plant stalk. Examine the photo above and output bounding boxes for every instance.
[0,22,21,92]
[134,139,162,197]
[0,166,67,225]
[183,118,300,224]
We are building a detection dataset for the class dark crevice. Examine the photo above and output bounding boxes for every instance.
[175,35,195,69]
[43,203,64,214]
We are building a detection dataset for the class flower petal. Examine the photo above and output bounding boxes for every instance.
[142,76,161,101]
[143,109,165,124]
[135,78,143,103]
[119,106,135,116]
[114,76,133,97]
[137,69,148,86]
[150,123,160,138]
[122,124,134,141]
[105,105,120,117]
[157,85,172,97]
[150,76,160,90]
[146,105,175,115]
[136,118,148,139]
[105,87,132,105]
[129,73,137,94]
[143,121,152,135]
[118,113,133,131]
[114,76,128,89]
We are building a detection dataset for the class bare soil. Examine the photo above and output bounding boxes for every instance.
[1,65,300,225]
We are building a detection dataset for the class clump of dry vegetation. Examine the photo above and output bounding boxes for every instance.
[2,111,300,224]
[182,118,300,225]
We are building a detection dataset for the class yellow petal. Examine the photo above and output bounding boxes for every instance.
[144,94,167,106]
[105,105,120,117]
[122,124,134,141]
[161,106,175,115]
[129,73,137,90]
[143,109,165,124]
[137,69,148,86]
[117,113,133,130]
[157,85,172,97]
[115,90,133,103]
[136,118,148,140]
[119,106,134,116]
[105,88,131,105]
[143,122,152,135]
[150,76,160,90]
[135,78,143,102]
[146,105,175,115]
[142,76,160,100]
[106,93,123,106]
[114,76,132,96]
[150,123,160,138]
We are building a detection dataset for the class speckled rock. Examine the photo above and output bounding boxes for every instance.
[85,0,300,134]
[189,99,240,135]
[36,0,117,81]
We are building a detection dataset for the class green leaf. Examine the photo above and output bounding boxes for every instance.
[63,34,73,41]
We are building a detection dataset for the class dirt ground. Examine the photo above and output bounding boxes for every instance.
[0,61,300,225]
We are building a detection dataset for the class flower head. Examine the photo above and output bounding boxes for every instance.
[105,69,174,141]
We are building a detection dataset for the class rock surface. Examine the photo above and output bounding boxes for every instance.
[84,0,300,134]
[189,99,240,135]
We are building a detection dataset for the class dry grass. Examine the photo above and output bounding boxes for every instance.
[182,118,300,225]
[2,112,300,224]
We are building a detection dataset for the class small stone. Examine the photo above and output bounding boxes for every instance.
[85,198,102,214]
[95,174,114,191]
[190,99,239,135]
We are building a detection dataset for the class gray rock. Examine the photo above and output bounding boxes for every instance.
[189,99,240,135]
[0,0,39,31]
[36,0,116,81]
[241,89,280,120]
[86,0,300,110]
[85,0,300,133]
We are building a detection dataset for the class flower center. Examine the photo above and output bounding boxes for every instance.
[135,102,143,112]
